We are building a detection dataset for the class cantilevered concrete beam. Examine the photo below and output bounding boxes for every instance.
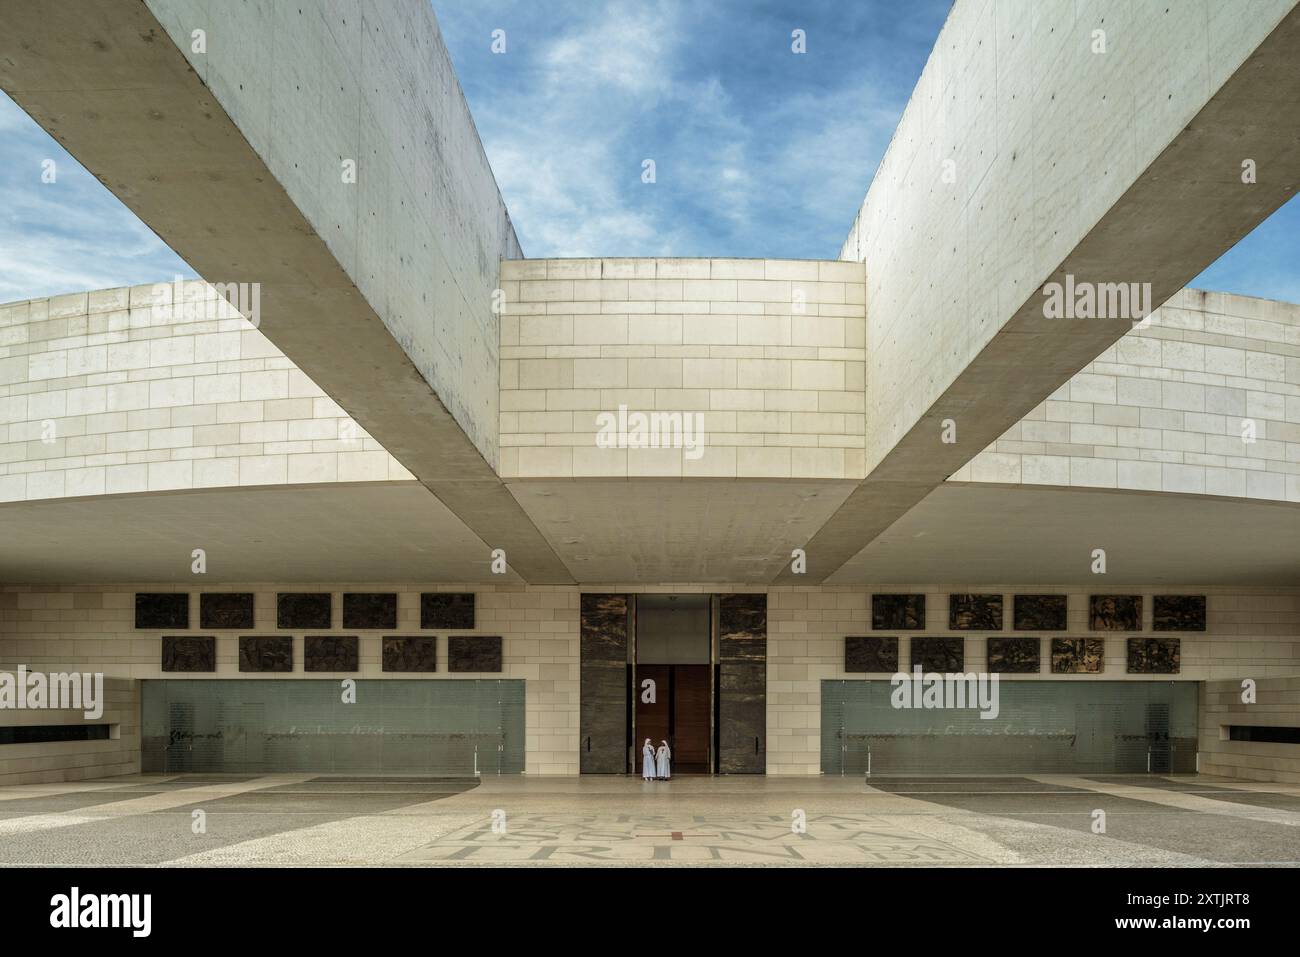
[0,0,573,582]
[786,0,1300,583]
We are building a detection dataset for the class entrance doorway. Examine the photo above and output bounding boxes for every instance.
[636,665,711,774]
[632,595,712,774]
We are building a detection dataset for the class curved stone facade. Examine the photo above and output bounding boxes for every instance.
[0,281,413,503]
[956,289,1300,503]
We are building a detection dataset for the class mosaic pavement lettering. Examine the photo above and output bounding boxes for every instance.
[0,775,1297,867]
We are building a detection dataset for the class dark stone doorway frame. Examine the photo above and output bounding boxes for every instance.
[579,592,767,774]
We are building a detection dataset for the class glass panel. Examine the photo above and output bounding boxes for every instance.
[820,680,1198,775]
[142,679,526,775]
[635,594,711,664]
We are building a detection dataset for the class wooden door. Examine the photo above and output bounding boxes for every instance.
[634,664,670,772]
[671,664,711,773]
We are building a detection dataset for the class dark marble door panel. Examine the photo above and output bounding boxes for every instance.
[719,661,765,773]
[580,594,629,774]
[718,593,766,774]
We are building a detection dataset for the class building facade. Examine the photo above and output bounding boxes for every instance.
[2,0,1300,787]
[2,279,1298,784]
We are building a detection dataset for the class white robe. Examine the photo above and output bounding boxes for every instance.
[655,743,671,779]
[642,743,656,780]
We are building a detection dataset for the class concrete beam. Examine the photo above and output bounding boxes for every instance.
[0,0,573,582]
[788,0,1300,582]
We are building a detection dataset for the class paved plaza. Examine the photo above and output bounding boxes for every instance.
[0,774,1296,867]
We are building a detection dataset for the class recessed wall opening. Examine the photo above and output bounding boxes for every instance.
[580,591,767,775]
[0,724,112,745]
[141,680,524,775]
[822,680,1199,775]
[631,594,714,775]
[1227,725,1300,744]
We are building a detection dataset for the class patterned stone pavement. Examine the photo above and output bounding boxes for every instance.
[0,773,1296,867]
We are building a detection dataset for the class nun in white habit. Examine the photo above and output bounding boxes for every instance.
[655,739,672,780]
[642,738,656,781]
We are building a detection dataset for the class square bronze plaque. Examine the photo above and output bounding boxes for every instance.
[911,636,963,672]
[201,593,254,630]
[1127,637,1180,674]
[162,636,215,672]
[278,593,332,629]
[845,636,899,673]
[949,594,1002,630]
[1089,595,1141,631]
[1152,595,1205,632]
[1013,595,1067,631]
[872,594,925,630]
[987,637,1040,673]
[136,593,189,629]
[1051,637,1105,673]
[420,593,475,629]
[238,636,292,672]
[304,636,359,672]
[448,636,502,673]
[382,636,437,672]
[343,593,397,630]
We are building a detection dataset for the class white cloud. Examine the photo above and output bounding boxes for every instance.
[0,93,193,302]
[542,1,680,99]
[440,1,907,259]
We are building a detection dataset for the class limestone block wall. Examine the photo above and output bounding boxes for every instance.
[954,290,1300,501]
[1200,675,1300,784]
[498,258,866,479]
[0,282,413,502]
[0,584,577,776]
[766,584,1300,775]
[5,581,1295,778]
[0,676,139,785]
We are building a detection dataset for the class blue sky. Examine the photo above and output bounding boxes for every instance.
[0,93,195,301]
[0,0,1295,302]
[436,0,952,258]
